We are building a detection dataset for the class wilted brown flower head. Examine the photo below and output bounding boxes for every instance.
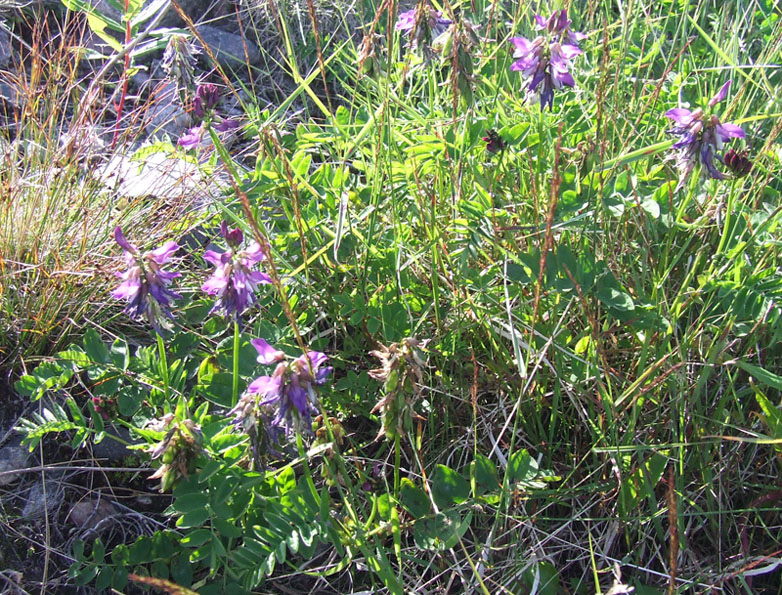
[147,415,203,492]
[369,337,428,441]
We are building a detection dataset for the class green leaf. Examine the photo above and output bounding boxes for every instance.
[471,453,499,496]
[173,493,208,514]
[92,538,105,563]
[96,567,112,592]
[111,566,129,591]
[735,360,782,391]
[14,375,39,397]
[619,452,668,516]
[130,0,169,27]
[84,328,109,364]
[213,518,243,538]
[177,508,210,529]
[181,529,212,548]
[197,355,220,385]
[200,373,235,407]
[507,449,538,484]
[376,493,393,521]
[431,464,470,509]
[109,338,130,370]
[170,553,193,588]
[209,432,248,454]
[522,561,561,595]
[597,286,635,313]
[213,476,239,505]
[755,391,782,442]
[117,386,144,417]
[413,510,471,551]
[400,478,430,518]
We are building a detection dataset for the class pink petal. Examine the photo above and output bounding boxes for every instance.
[716,122,745,140]
[202,249,227,267]
[252,338,286,365]
[114,227,137,254]
[664,108,695,126]
[709,80,731,107]
[146,241,179,264]
[247,375,281,397]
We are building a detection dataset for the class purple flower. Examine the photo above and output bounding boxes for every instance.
[396,5,452,52]
[178,125,204,149]
[201,221,272,320]
[510,10,584,110]
[723,148,752,177]
[482,129,506,154]
[179,83,241,149]
[193,83,219,119]
[252,338,286,365]
[213,118,240,132]
[665,81,745,185]
[111,227,181,332]
[231,342,332,437]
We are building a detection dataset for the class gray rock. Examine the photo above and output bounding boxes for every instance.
[0,25,11,69]
[90,0,205,30]
[145,80,191,138]
[99,142,229,202]
[0,444,31,487]
[21,473,65,520]
[92,426,135,462]
[195,24,262,70]
[68,497,117,528]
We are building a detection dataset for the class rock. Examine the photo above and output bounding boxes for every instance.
[0,24,11,69]
[0,443,31,487]
[99,143,229,202]
[92,426,135,462]
[68,497,117,527]
[145,80,191,139]
[90,0,205,30]
[21,473,65,520]
[195,24,262,70]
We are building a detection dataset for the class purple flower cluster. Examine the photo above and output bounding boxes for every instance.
[202,221,272,320]
[179,83,240,150]
[665,81,745,185]
[509,10,585,110]
[230,339,332,439]
[396,4,452,51]
[111,227,181,333]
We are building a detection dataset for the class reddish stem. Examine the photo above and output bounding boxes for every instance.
[111,1,132,149]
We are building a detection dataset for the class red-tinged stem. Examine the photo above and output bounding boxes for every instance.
[111,1,132,149]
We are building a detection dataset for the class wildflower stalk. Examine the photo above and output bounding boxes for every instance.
[207,127,312,364]
[716,179,740,255]
[393,431,401,503]
[232,320,240,406]
[156,334,171,406]
[295,420,405,594]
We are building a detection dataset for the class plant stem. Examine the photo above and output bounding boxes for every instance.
[232,320,240,406]
[156,333,170,408]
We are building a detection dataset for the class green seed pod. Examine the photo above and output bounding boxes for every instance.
[385,368,399,394]
[161,469,176,492]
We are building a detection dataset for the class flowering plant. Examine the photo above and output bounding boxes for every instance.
[201,221,272,320]
[396,2,452,54]
[231,339,332,441]
[111,227,181,333]
[665,80,746,186]
[509,10,585,110]
[178,83,240,150]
